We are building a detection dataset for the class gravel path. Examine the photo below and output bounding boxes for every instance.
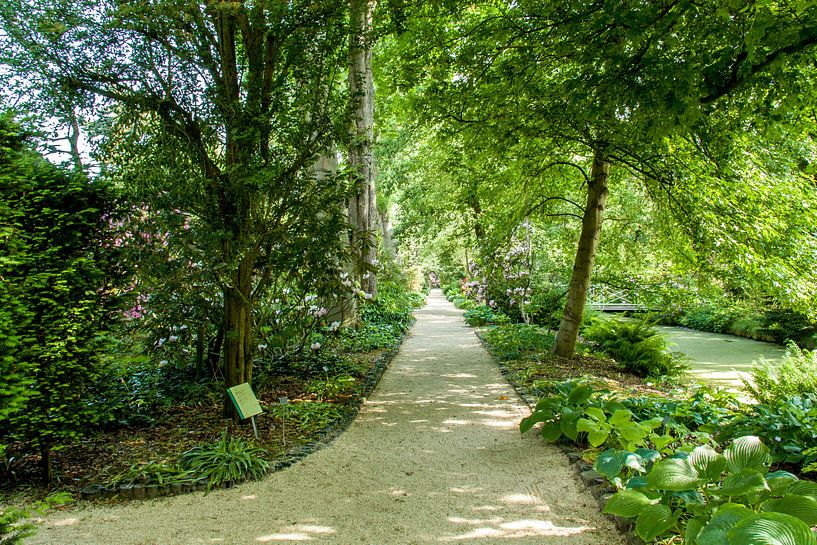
[29,290,625,545]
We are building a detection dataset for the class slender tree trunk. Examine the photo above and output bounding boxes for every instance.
[348,0,378,299]
[315,148,358,326]
[40,444,53,483]
[553,149,610,358]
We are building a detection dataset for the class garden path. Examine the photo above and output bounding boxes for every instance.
[28,290,625,545]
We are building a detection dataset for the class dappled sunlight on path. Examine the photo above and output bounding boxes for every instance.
[31,290,624,545]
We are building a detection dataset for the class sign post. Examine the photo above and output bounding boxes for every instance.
[227,383,263,438]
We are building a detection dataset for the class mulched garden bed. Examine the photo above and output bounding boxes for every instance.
[2,343,403,504]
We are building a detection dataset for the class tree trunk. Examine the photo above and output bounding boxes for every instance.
[348,0,378,299]
[553,149,610,358]
[40,444,53,483]
[222,255,254,419]
[314,148,358,326]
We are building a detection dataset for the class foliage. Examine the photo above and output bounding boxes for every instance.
[482,324,554,361]
[722,395,817,472]
[110,461,193,487]
[744,342,817,405]
[341,275,423,352]
[179,432,270,491]
[604,436,817,545]
[305,374,357,401]
[0,492,71,545]
[583,318,688,379]
[621,385,739,434]
[268,402,345,434]
[0,114,125,479]
[463,305,510,327]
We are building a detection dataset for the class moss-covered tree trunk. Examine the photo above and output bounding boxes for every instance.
[553,149,610,358]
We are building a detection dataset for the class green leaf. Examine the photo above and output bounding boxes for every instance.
[787,481,817,501]
[603,489,658,518]
[720,469,769,497]
[688,445,727,483]
[540,420,562,442]
[684,516,708,545]
[609,409,633,426]
[651,433,675,451]
[567,383,594,404]
[635,448,660,464]
[561,408,580,441]
[762,495,817,526]
[595,449,625,481]
[725,436,771,473]
[766,471,799,496]
[584,406,606,421]
[646,458,703,491]
[576,418,609,447]
[697,504,755,545]
[635,504,675,542]
[520,411,550,434]
[727,512,817,545]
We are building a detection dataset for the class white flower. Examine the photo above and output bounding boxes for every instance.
[329,321,341,332]
[168,335,179,342]
[257,343,268,350]
[311,342,321,351]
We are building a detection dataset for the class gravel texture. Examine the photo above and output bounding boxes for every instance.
[28,290,626,545]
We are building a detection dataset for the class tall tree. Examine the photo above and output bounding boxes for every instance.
[1,0,351,406]
[348,0,379,299]
[386,0,817,357]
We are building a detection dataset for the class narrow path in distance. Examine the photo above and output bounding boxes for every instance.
[29,290,625,545]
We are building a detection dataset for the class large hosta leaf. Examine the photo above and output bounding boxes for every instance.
[719,469,769,497]
[560,406,580,440]
[787,481,817,501]
[646,458,703,491]
[725,436,771,473]
[609,409,634,426]
[696,503,754,545]
[595,449,624,481]
[766,471,799,496]
[684,516,708,545]
[540,420,562,442]
[727,512,817,545]
[520,411,551,434]
[603,489,658,518]
[576,417,609,447]
[688,445,726,483]
[635,504,675,542]
[762,495,817,526]
[567,383,594,404]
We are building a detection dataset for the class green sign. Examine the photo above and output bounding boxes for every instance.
[227,383,263,420]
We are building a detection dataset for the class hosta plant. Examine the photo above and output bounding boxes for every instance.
[604,436,817,544]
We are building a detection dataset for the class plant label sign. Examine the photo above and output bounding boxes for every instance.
[227,383,263,420]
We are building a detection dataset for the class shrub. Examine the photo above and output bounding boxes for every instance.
[482,324,554,360]
[463,305,510,326]
[0,115,125,481]
[744,342,817,405]
[179,432,270,491]
[582,318,688,378]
